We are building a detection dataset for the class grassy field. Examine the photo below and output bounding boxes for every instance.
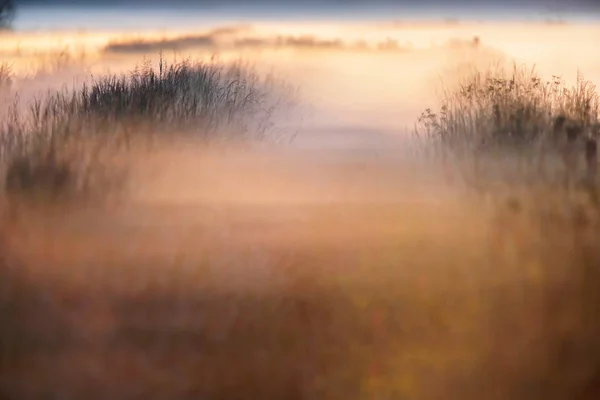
[1,52,600,400]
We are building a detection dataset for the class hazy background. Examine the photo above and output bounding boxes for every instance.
[2,0,600,205]
[2,0,600,141]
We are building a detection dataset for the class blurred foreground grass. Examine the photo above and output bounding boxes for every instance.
[2,189,600,400]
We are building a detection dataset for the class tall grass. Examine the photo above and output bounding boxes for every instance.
[0,54,297,204]
[415,64,600,191]
[416,64,599,155]
[2,55,294,150]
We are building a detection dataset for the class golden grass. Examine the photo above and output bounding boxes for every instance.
[2,180,600,399]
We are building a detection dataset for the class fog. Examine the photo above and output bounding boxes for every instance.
[3,16,599,133]
[2,9,600,399]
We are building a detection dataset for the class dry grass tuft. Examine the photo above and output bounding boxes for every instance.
[0,54,297,204]
[416,64,599,155]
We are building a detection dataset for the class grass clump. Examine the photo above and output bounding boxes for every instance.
[3,55,295,147]
[0,54,296,205]
[416,64,599,156]
[74,56,292,140]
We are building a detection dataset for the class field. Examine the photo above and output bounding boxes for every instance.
[1,14,600,400]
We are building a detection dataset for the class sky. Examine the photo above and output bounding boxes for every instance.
[7,0,599,33]
[12,0,600,19]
